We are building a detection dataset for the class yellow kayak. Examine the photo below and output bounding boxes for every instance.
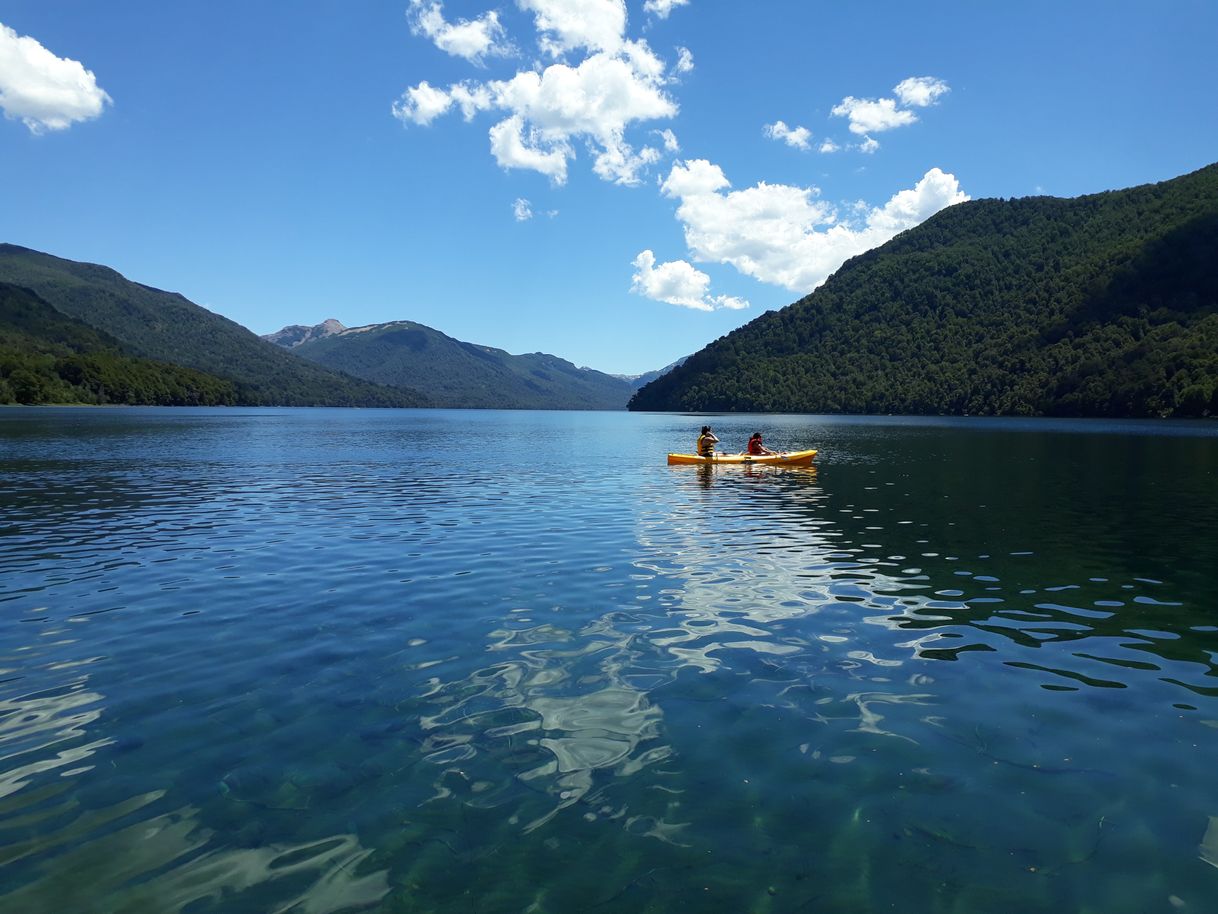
[667,449,818,466]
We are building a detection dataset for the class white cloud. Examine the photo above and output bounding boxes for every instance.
[513,197,534,220]
[655,127,679,152]
[818,138,840,153]
[392,80,454,125]
[618,38,667,81]
[448,81,495,119]
[674,46,694,73]
[407,1,509,64]
[492,51,674,136]
[395,0,689,185]
[858,135,879,154]
[660,159,968,293]
[0,23,111,133]
[631,250,749,311]
[830,95,915,135]
[593,134,661,185]
[865,169,968,235]
[660,156,729,197]
[894,76,949,108]
[489,114,570,183]
[764,120,811,151]
[830,76,951,140]
[518,0,626,56]
[396,44,677,184]
[644,0,690,19]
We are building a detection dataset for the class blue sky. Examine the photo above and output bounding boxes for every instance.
[2,1,1216,375]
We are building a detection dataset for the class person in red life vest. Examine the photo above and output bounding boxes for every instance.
[745,432,776,456]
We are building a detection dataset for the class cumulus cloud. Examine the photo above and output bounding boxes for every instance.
[407,1,509,64]
[394,0,693,185]
[491,48,674,135]
[764,120,811,151]
[644,0,691,19]
[655,127,679,152]
[858,135,879,154]
[660,159,968,292]
[631,250,748,311]
[394,40,678,185]
[513,197,534,220]
[818,138,840,153]
[830,75,950,139]
[0,23,111,133]
[489,114,570,182]
[519,0,626,56]
[830,96,915,135]
[392,80,454,125]
[593,134,661,184]
[894,76,949,108]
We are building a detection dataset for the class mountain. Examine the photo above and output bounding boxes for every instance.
[629,163,1218,418]
[262,319,346,349]
[0,245,427,408]
[266,319,640,409]
[620,357,689,390]
[0,282,237,405]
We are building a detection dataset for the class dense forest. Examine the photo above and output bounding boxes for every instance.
[0,283,237,405]
[630,163,1218,418]
[0,245,427,408]
[281,320,638,409]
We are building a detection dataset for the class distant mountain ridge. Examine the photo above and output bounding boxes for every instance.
[264,318,663,409]
[0,245,427,407]
[630,162,1218,418]
[618,357,689,391]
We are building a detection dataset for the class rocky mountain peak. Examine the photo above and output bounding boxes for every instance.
[262,319,346,349]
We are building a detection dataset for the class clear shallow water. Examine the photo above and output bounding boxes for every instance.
[1,407,1217,913]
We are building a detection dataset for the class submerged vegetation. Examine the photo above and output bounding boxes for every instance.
[630,162,1218,417]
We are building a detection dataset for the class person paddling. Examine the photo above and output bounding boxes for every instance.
[696,425,719,457]
[744,432,776,456]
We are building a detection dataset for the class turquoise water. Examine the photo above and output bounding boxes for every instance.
[2,408,1217,913]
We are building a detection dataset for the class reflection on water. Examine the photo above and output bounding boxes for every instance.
[418,614,674,835]
[2,408,1217,912]
[4,794,388,913]
[0,666,388,913]
[0,682,111,801]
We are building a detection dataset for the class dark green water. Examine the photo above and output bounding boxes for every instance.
[1,408,1216,913]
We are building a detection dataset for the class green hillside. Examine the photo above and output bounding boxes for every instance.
[282,320,636,409]
[0,283,237,405]
[629,163,1218,418]
[0,245,428,408]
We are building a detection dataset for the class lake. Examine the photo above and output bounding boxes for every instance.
[2,407,1217,913]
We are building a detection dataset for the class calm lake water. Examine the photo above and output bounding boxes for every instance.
[2,407,1217,913]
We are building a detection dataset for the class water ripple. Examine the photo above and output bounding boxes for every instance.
[2,408,1217,912]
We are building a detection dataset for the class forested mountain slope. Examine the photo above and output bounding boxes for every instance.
[278,320,637,409]
[0,283,237,405]
[0,245,427,407]
[629,163,1218,417]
